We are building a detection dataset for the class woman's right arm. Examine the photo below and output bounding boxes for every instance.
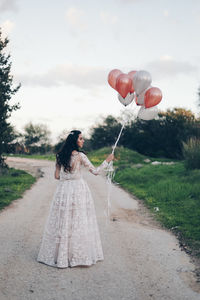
[81,153,114,175]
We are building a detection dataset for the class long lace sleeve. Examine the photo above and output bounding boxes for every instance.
[80,153,108,175]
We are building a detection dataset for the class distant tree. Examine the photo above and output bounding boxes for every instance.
[197,86,200,110]
[23,122,52,154]
[4,126,23,153]
[90,115,121,150]
[0,29,20,168]
[54,129,69,153]
[160,107,195,122]
[89,108,199,159]
[5,127,29,154]
[123,108,198,158]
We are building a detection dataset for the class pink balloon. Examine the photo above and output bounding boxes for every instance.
[134,96,142,106]
[144,87,162,108]
[108,69,122,90]
[128,70,137,93]
[116,74,132,98]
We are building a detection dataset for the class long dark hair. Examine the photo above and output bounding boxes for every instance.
[56,130,82,172]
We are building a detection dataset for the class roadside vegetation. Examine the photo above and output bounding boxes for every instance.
[6,153,55,161]
[0,168,36,210]
[183,137,200,170]
[88,147,200,258]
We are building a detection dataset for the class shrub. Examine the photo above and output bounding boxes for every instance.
[183,137,200,169]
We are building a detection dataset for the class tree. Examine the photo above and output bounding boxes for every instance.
[0,29,20,168]
[88,108,199,159]
[54,129,69,153]
[90,115,122,150]
[122,108,198,158]
[23,122,52,154]
[197,86,200,110]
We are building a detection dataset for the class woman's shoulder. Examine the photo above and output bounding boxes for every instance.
[79,151,86,158]
[71,150,79,156]
[71,151,85,158]
[78,152,88,161]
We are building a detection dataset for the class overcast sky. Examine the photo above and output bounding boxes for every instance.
[1,0,200,143]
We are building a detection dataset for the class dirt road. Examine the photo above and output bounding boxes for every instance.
[0,157,199,300]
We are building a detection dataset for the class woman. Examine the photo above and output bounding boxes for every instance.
[37,130,114,268]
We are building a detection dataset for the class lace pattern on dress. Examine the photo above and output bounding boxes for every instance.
[37,152,108,268]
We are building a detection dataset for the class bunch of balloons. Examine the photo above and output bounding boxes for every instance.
[107,69,162,120]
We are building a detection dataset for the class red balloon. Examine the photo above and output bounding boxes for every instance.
[144,87,162,108]
[108,69,122,90]
[134,96,142,106]
[116,74,132,98]
[128,70,137,93]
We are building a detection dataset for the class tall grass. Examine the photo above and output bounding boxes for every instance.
[183,137,200,170]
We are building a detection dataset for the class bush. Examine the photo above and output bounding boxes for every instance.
[183,137,200,169]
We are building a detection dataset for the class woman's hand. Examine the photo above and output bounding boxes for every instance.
[106,153,114,163]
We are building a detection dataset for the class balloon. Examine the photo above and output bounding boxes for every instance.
[128,70,137,93]
[133,70,152,95]
[134,95,139,105]
[118,92,135,106]
[116,74,132,98]
[108,69,122,90]
[137,106,158,120]
[144,87,162,108]
[137,86,151,105]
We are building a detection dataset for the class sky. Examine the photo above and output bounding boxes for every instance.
[0,0,200,143]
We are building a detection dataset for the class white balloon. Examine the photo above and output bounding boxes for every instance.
[118,92,135,106]
[133,70,152,95]
[137,106,158,120]
[137,86,152,105]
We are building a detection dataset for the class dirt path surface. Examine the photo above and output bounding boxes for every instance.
[0,157,199,300]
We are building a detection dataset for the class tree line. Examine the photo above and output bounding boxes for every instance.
[6,107,200,160]
[89,109,200,159]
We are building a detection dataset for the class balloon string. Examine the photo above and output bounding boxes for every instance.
[104,120,125,223]
[104,100,136,223]
[111,122,125,155]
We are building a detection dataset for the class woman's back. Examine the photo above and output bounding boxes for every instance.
[59,151,82,181]
[59,151,109,181]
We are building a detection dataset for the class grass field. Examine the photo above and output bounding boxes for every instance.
[0,168,36,210]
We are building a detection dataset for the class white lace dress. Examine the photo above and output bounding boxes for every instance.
[37,152,108,268]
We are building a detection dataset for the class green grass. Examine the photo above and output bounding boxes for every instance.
[88,146,149,167]
[89,147,200,256]
[0,168,36,210]
[88,146,174,168]
[183,137,200,170]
